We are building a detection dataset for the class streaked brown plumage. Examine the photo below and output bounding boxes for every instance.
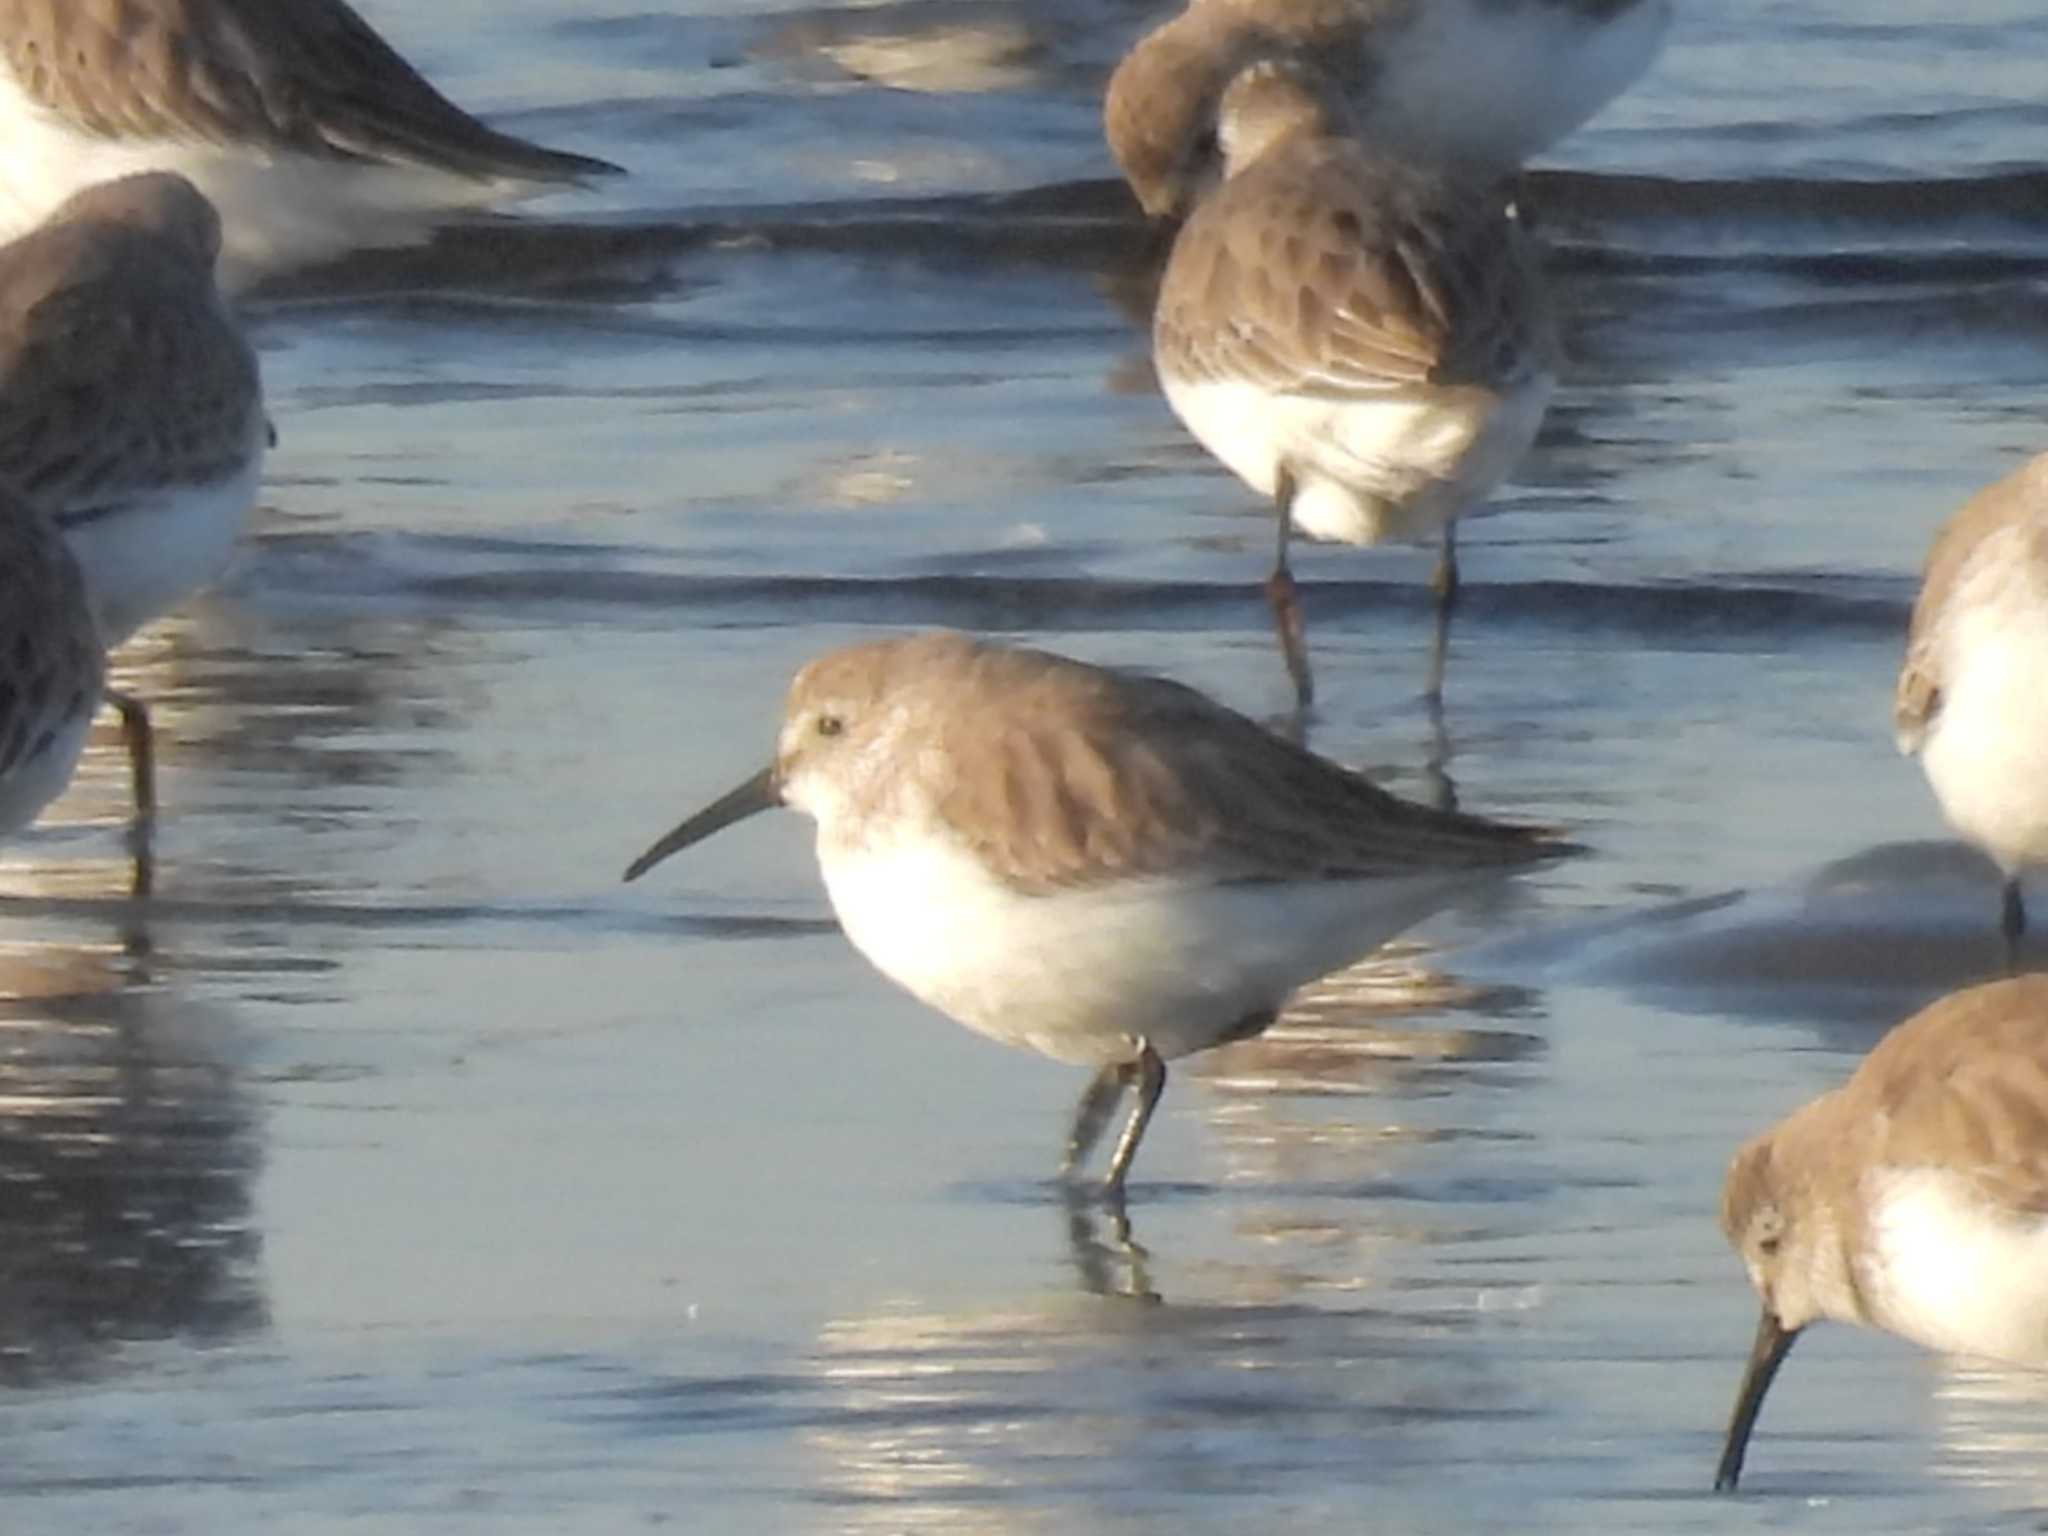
[1153,120,1548,402]
[0,0,617,182]
[1891,453,2048,964]
[627,630,1571,1202]
[0,172,267,851]
[0,172,262,571]
[793,631,1557,895]
[1105,0,1671,219]
[0,491,103,836]
[1151,58,1555,706]
[1716,975,2048,1490]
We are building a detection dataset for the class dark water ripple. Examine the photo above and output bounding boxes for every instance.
[248,167,2048,306]
[236,534,1914,645]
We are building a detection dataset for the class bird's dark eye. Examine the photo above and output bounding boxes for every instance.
[816,715,843,738]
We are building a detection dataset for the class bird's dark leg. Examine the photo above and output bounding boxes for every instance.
[105,688,156,901]
[2002,877,2026,975]
[1265,466,1314,712]
[1426,522,1460,705]
[1101,1044,1167,1207]
[1060,1064,1128,1181]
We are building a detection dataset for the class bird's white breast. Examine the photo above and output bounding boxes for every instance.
[1159,370,1552,547]
[815,825,1489,1066]
[59,419,269,647]
[1864,1166,2048,1366]
[1917,549,2048,874]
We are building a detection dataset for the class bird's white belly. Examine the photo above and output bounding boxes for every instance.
[1161,371,1552,548]
[1918,595,2048,874]
[1865,1166,2048,1366]
[1366,0,1673,170]
[818,831,1489,1066]
[59,441,266,648]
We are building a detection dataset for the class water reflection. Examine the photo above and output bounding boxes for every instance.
[798,949,1547,1526]
[0,939,264,1385]
[1930,1359,2048,1502]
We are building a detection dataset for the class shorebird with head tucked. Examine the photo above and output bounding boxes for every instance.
[1106,0,1672,220]
[1152,58,1556,709]
[1715,974,2048,1492]
[0,492,103,844]
[1895,453,2048,970]
[0,0,622,287]
[0,172,267,852]
[624,631,1569,1204]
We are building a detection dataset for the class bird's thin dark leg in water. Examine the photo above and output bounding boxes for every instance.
[106,689,156,901]
[1426,522,1460,704]
[1060,1064,1128,1180]
[1265,467,1314,712]
[1101,1044,1167,1206]
[1422,687,1459,815]
[2002,877,2027,975]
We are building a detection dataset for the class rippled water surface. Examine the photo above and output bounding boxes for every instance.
[7,0,2048,1529]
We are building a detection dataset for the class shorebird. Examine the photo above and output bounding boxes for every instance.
[0,0,622,286]
[1106,0,1673,219]
[1895,452,2048,970]
[0,172,267,854]
[1716,974,2048,1491]
[624,631,1568,1203]
[1151,58,1556,708]
[0,491,103,842]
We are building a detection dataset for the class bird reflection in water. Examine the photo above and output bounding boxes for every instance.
[0,940,263,1383]
[1062,1183,1158,1302]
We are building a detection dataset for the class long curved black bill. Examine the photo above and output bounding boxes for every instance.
[1714,1307,1799,1492]
[623,766,780,883]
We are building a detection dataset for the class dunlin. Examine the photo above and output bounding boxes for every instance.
[0,172,267,832]
[624,631,1568,1202]
[1895,453,2048,969]
[1715,974,2048,1491]
[1106,0,1672,219]
[0,492,103,840]
[1151,58,1556,707]
[0,0,622,285]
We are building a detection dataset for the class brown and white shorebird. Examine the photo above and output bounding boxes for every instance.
[1106,0,1673,220]
[0,0,622,287]
[624,630,1569,1203]
[0,491,103,842]
[1151,58,1556,708]
[1716,974,2048,1491]
[0,172,267,834]
[1895,453,2048,970]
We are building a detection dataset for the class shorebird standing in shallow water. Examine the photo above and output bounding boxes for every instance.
[1151,58,1556,709]
[624,631,1568,1206]
[0,0,622,287]
[1715,975,2048,1492]
[0,491,103,844]
[1105,0,1673,219]
[0,172,268,880]
[1895,452,2048,970]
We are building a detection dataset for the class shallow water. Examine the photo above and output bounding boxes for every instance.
[6,0,2048,1528]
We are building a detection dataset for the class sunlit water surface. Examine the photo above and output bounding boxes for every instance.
[4,0,2048,1529]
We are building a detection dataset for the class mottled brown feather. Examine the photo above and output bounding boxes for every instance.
[791,632,1564,896]
[0,492,101,788]
[0,0,618,180]
[1154,119,1548,399]
[1895,453,2048,750]
[1727,976,2048,1272]
[0,173,261,516]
